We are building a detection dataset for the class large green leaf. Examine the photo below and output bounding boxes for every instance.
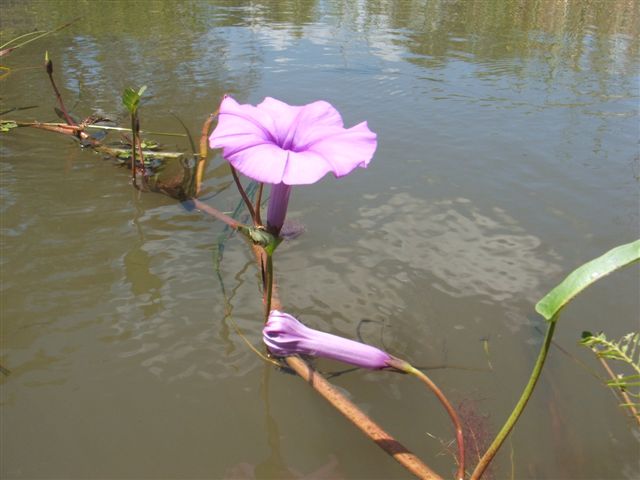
[535,239,640,321]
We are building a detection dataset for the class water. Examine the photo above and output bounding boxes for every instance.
[1,1,638,478]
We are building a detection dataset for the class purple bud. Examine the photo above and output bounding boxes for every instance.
[267,183,292,234]
[263,310,392,369]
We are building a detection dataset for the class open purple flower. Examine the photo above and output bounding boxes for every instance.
[263,310,392,369]
[209,96,377,233]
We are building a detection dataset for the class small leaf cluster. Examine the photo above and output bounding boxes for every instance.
[581,331,640,410]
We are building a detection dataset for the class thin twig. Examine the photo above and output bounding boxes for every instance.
[597,356,640,425]
[230,165,257,223]
[191,198,240,229]
[45,53,76,127]
[1,17,81,57]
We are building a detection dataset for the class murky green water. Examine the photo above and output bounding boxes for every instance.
[1,1,638,478]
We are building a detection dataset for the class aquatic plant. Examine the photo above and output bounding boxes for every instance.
[4,49,639,478]
[122,85,147,188]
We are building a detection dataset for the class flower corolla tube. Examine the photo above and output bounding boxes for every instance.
[263,310,392,370]
[209,96,377,232]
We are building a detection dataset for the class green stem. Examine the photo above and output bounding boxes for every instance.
[470,320,557,480]
[264,252,273,323]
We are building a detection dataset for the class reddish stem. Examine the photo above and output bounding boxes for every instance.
[45,57,77,127]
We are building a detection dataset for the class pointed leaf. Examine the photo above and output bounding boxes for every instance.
[536,240,640,321]
[122,85,147,114]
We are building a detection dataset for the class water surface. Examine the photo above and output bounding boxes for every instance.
[1,1,639,479]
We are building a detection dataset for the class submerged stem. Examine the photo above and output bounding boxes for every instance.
[470,321,557,480]
[406,366,465,480]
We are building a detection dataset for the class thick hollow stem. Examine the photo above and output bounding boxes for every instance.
[284,355,442,480]
[407,367,465,480]
[196,108,219,196]
[470,321,557,480]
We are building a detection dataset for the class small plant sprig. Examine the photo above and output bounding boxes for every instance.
[580,331,640,423]
[122,86,147,188]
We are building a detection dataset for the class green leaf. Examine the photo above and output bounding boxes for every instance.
[0,121,18,132]
[580,331,640,375]
[122,85,147,114]
[535,240,640,321]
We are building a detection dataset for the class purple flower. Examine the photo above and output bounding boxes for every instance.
[263,310,392,369]
[209,96,377,232]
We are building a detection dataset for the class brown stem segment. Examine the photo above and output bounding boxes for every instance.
[45,55,77,127]
[191,198,240,229]
[196,108,219,196]
[285,355,442,480]
[597,356,640,425]
[409,367,465,480]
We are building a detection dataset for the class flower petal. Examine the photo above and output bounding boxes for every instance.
[304,121,377,177]
[256,97,303,146]
[209,96,277,157]
[263,310,391,370]
[281,149,335,185]
[286,101,344,150]
[225,143,289,184]
[209,96,376,186]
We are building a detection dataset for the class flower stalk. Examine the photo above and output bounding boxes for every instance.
[400,363,466,480]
